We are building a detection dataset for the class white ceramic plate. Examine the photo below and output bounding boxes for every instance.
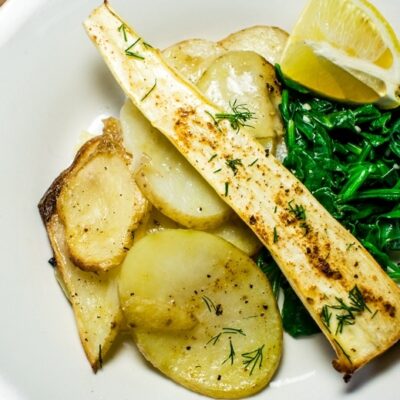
[0,0,399,399]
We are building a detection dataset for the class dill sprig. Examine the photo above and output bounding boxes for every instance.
[205,110,221,131]
[321,285,372,335]
[222,327,246,336]
[224,182,229,196]
[287,200,306,220]
[273,227,279,243]
[118,23,128,41]
[206,327,246,346]
[222,339,236,365]
[226,158,243,176]
[320,305,332,332]
[202,295,217,313]
[242,345,264,375]
[125,38,144,59]
[141,79,157,101]
[213,100,256,133]
[208,154,217,162]
[348,285,371,313]
[207,332,222,345]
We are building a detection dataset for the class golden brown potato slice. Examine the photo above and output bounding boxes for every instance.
[219,25,289,66]
[47,215,123,371]
[119,230,282,398]
[162,39,225,84]
[56,118,148,271]
[197,50,284,139]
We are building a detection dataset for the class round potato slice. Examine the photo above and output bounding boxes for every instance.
[121,100,231,229]
[162,39,225,84]
[219,25,289,67]
[134,206,260,256]
[208,216,262,256]
[133,206,181,243]
[119,230,282,399]
[197,51,283,139]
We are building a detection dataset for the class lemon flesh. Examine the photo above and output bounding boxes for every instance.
[280,0,400,108]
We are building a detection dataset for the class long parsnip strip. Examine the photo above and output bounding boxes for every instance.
[84,3,400,376]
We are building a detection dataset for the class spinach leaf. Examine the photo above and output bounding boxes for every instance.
[281,284,320,337]
[256,251,320,338]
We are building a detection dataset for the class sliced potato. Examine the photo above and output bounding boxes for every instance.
[120,100,231,229]
[119,230,282,399]
[197,51,283,139]
[219,25,289,66]
[162,39,225,84]
[208,216,262,256]
[57,118,148,271]
[134,205,261,256]
[133,206,181,243]
[47,215,122,371]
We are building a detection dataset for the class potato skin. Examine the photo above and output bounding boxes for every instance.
[38,136,100,224]
[40,117,148,272]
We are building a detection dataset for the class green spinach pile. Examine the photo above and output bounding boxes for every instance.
[258,66,400,338]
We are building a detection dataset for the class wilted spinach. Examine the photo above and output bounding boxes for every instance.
[257,66,400,338]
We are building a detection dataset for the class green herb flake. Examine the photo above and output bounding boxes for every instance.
[124,38,144,59]
[322,285,372,335]
[207,332,222,345]
[226,158,243,176]
[118,23,128,41]
[141,79,157,101]
[288,200,306,220]
[320,305,332,332]
[224,182,229,196]
[222,327,246,336]
[208,154,217,162]
[273,227,279,243]
[248,158,258,167]
[222,339,235,365]
[202,295,216,313]
[242,345,264,375]
[212,100,256,133]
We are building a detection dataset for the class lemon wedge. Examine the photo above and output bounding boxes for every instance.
[280,0,400,108]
